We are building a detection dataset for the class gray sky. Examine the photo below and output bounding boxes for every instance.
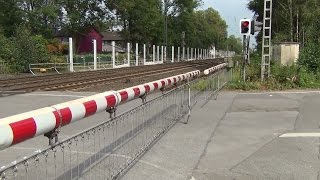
[201,0,254,38]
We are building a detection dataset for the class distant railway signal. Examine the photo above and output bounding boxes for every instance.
[240,19,251,35]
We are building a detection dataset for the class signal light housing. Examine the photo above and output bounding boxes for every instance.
[250,19,263,35]
[240,19,251,35]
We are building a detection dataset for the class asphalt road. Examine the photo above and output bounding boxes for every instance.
[2,90,320,179]
[123,91,320,180]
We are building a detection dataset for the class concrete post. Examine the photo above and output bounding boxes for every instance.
[93,39,97,70]
[69,38,73,72]
[112,41,116,68]
[182,47,185,61]
[153,45,156,63]
[157,46,160,63]
[198,48,200,60]
[161,46,164,63]
[178,47,180,62]
[127,43,130,66]
[187,48,189,61]
[172,46,174,63]
[143,44,146,65]
[164,46,167,62]
[136,43,139,66]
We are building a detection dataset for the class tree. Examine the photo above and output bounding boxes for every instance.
[107,0,164,44]
[17,0,60,38]
[248,0,320,45]
[227,35,242,54]
[0,0,24,37]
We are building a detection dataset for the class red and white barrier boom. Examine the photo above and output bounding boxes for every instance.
[0,70,200,150]
[204,63,228,75]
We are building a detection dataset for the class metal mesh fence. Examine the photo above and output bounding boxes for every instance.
[0,69,230,180]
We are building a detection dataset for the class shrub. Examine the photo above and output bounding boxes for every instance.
[298,43,320,74]
[0,34,13,65]
[8,25,50,72]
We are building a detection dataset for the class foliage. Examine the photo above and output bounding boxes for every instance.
[248,0,320,45]
[191,79,210,91]
[107,0,164,45]
[0,0,238,73]
[0,1,24,37]
[227,35,242,54]
[0,34,13,64]
[227,53,320,91]
[9,26,50,72]
[298,43,320,73]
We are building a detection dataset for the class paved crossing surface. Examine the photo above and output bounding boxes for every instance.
[123,91,320,180]
[1,91,320,179]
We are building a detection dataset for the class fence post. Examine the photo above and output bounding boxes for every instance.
[112,41,116,68]
[182,47,185,61]
[178,47,180,62]
[172,46,174,63]
[69,37,73,72]
[143,44,146,65]
[161,46,164,63]
[153,45,156,63]
[136,43,139,66]
[164,46,167,62]
[127,43,130,66]
[187,48,189,61]
[213,46,216,59]
[93,39,97,70]
[185,79,191,124]
[157,46,160,63]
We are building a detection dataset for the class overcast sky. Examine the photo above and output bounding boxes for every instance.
[201,0,254,38]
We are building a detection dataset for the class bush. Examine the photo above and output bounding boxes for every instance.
[191,79,209,91]
[8,25,50,72]
[271,63,299,88]
[298,43,320,74]
[227,53,320,90]
[0,34,14,66]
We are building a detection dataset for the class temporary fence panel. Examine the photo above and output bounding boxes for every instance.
[0,66,230,180]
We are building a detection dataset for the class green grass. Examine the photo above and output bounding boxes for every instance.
[226,64,320,91]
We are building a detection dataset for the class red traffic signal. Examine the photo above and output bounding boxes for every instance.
[242,21,249,27]
[240,19,251,35]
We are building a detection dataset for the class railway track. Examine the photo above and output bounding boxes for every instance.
[0,59,224,95]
